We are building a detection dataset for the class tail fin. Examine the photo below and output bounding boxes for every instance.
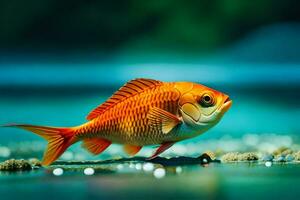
[4,124,75,166]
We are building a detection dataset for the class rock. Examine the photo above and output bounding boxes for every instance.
[221,152,239,162]
[0,159,32,171]
[273,147,290,156]
[285,154,294,162]
[274,155,286,162]
[238,152,258,161]
[261,154,274,161]
[214,149,224,157]
[197,153,212,164]
[202,151,216,160]
[293,151,300,161]
[28,158,42,167]
[221,152,258,162]
[281,149,293,156]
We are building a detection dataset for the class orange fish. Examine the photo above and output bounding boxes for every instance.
[4,78,232,165]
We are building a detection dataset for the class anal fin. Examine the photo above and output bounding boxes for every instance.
[82,138,111,155]
[123,144,142,156]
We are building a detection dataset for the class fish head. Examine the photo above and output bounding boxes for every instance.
[176,82,232,133]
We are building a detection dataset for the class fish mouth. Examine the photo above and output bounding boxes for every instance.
[219,96,232,113]
[224,96,230,103]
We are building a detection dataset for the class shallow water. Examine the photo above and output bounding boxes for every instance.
[1,162,300,200]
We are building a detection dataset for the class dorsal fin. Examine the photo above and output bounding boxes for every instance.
[86,78,163,120]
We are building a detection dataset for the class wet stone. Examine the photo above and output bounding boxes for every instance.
[281,149,293,156]
[285,154,295,162]
[238,152,258,161]
[198,152,214,164]
[0,159,32,171]
[273,147,291,156]
[28,158,42,167]
[274,155,286,162]
[293,151,300,161]
[261,154,274,162]
[221,152,239,162]
[221,152,258,162]
[202,151,216,160]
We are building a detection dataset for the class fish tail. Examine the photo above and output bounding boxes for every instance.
[4,124,76,166]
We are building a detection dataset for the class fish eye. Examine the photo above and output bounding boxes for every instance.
[200,93,214,107]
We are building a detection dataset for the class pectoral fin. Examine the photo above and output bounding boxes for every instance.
[123,144,142,156]
[147,107,182,134]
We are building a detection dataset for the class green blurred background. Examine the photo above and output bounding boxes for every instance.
[0,0,299,56]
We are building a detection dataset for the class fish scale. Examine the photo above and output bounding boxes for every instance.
[77,83,179,145]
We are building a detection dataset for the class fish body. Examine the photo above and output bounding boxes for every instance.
[4,78,232,165]
[77,81,180,145]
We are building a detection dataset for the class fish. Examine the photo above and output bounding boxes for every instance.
[3,78,232,165]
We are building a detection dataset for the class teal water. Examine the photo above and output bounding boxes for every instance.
[0,62,300,200]
[1,162,300,200]
[1,84,299,143]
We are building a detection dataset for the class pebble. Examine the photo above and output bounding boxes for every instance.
[143,163,154,172]
[129,163,135,168]
[175,167,182,174]
[261,154,274,162]
[135,163,142,170]
[117,164,124,170]
[153,168,166,179]
[274,155,286,162]
[84,167,95,175]
[53,168,64,176]
[202,158,208,164]
[265,161,272,167]
[293,151,300,161]
[28,158,42,167]
[285,154,294,162]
